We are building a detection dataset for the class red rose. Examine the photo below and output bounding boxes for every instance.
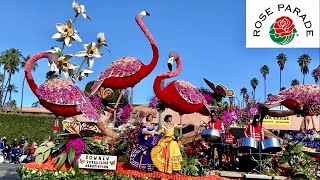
[273,16,295,37]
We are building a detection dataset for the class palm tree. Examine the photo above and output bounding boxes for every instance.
[312,68,319,84]
[7,84,18,102]
[276,53,287,91]
[240,87,248,99]
[291,79,299,86]
[20,55,38,112]
[250,78,259,101]
[1,48,22,105]
[260,65,269,101]
[31,101,41,108]
[280,87,286,91]
[297,54,312,84]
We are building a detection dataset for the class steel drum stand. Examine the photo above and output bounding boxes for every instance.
[249,148,274,174]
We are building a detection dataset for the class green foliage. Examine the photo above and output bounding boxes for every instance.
[35,141,55,164]
[17,165,160,180]
[180,156,204,176]
[0,113,63,144]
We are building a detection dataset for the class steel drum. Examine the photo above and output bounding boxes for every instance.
[261,138,282,153]
[237,137,259,153]
[202,129,221,142]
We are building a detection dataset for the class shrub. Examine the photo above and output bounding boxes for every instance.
[0,113,63,144]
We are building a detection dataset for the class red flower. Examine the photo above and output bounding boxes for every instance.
[273,16,295,37]
[200,157,207,164]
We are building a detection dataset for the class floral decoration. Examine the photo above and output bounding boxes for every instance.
[174,80,207,104]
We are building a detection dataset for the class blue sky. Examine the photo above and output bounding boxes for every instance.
[0,0,319,107]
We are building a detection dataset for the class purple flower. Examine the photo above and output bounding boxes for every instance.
[149,96,159,109]
[249,106,258,116]
[63,138,85,163]
[115,104,132,126]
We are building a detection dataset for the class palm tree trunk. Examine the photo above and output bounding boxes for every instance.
[2,73,11,105]
[20,76,25,113]
[0,69,6,110]
[253,89,256,101]
[9,90,12,102]
[303,74,305,84]
[264,78,266,102]
[279,70,281,91]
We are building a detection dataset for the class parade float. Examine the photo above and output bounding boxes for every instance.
[16,1,319,180]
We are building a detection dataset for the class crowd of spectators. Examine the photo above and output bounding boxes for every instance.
[0,135,38,164]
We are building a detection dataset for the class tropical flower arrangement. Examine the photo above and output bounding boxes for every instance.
[46,0,109,83]
[114,104,132,127]
[284,129,320,151]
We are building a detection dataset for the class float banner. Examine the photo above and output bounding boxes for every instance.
[78,154,117,170]
[246,0,320,48]
[263,115,290,125]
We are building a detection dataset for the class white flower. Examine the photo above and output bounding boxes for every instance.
[57,55,79,79]
[52,19,82,47]
[46,47,61,71]
[72,68,93,81]
[74,42,103,69]
[72,0,91,20]
[97,32,108,47]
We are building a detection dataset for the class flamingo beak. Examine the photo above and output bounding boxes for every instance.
[146,11,150,16]
[168,57,174,71]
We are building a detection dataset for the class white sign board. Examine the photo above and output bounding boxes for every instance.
[78,154,117,170]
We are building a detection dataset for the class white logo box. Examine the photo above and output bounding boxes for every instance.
[246,0,320,48]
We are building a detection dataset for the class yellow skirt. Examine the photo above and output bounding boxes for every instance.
[150,136,182,173]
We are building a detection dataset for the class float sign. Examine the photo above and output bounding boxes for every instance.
[78,154,117,170]
[263,115,290,125]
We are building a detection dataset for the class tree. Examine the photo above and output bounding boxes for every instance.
[31,101,42,108]
[311,68,319,84]
[276,53,287,91]
[260,65,269,101]
[7,84,18,102]
[280,87,286,91]
[291,79,299,86]
[240,87,248,99]
[297,54,311,84]
[0,48,22,105]
[250,78,259,101]
[20,55,38,112]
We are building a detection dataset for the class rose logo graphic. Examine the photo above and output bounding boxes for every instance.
[269,16,297,45]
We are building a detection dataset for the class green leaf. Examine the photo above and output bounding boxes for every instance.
[293,28,297,33]
[56,153,67,170]
[34,146,50,155]
[68,146,75,165]
[73,160,80,174]
[101,136,106,145]
[42,149,51,163]
[35,154,45,164]
[58,139,68,147]
[46,141,55,148]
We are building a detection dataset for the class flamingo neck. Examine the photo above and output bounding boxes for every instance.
[25,52,49,96]
[135,16,159,76]
[153,57,183,99]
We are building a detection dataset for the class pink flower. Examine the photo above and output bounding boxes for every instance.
[63,138,85,163]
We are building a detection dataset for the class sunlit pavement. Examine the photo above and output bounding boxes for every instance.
[0,163,19,180]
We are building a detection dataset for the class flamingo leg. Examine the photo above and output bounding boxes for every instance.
[53,117,59,133]
[129,87,134,122]
[113,89,125,121]
[180,115,183,136]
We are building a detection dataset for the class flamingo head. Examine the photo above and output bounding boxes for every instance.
[168,51,179,71]
[137,11,150,19]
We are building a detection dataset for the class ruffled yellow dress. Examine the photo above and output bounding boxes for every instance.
[151,124,182,173]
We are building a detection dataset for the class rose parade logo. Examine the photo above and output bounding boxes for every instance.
[269,16,297,45]
[246,0,320,48]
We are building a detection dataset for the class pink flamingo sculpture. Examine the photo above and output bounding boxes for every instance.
[25,52,99,132]
[153,51,211,132]
[90,11,159,120]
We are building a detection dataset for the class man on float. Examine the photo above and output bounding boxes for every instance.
[207,109,225,169]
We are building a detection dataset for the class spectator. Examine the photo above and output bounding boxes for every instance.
[0,137,4,150]
[11,139,17,148]
[23,138,29,154]
[19,135,26,147]
[29,142,37,155]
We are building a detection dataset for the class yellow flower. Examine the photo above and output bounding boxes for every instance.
[52,19,82,47]
[74,42,103,69]
[72,0,91,20]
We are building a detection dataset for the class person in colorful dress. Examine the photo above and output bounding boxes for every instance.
[151,114,183,174]
[207,109,225,169]
[244,114,264,141]
[129,114,161,171]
